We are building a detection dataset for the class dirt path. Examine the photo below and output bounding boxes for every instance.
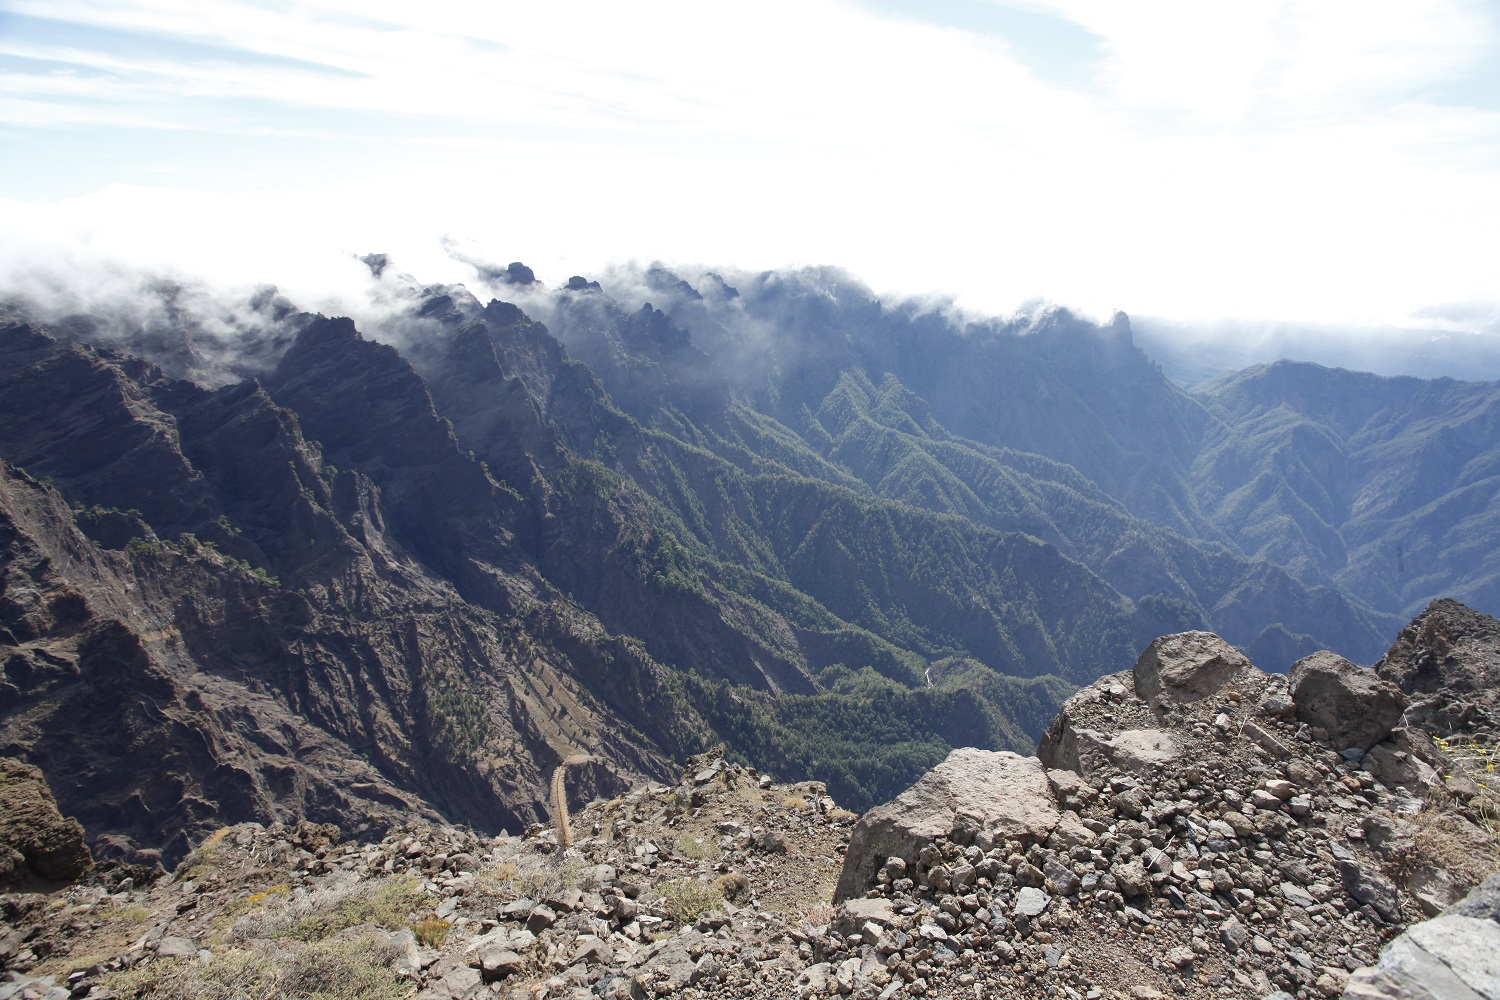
[550,753,592,849]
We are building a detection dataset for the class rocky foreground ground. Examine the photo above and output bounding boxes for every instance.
[3,610,1500,999]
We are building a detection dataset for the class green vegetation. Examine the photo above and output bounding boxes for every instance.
[411,917,451,948]
[684,665,1071,811]
[419,656,498,768]
[672,834,717,861]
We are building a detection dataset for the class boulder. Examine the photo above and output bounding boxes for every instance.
[1374,598,1500,735]
[0,757,91,884]
[1132,631,1254,706]
[1290,652,1407,751]
[833,749,1061,902]
[1038,719,1178,777]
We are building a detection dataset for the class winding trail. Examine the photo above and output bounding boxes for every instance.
[550,753,593,849]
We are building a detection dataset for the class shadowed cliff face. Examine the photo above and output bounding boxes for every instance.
[0,322,717,865]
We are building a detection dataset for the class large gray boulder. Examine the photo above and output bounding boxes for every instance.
[833,749,1060,902]
[1290,651,1407,751]
[1342,875,1500,999]
[1133,631,1255,706]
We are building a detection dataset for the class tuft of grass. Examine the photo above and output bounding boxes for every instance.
[673,835,717,861]
[247,885,291,906]
[804,902,835,926]
[179,828,234,879]
[103,931,404,1000]
[656,879,723,924]
[280,875,427,942]
[506,857,586,901]
[477,860,519,896]
[410,917,450,949]
[114,905,152,925]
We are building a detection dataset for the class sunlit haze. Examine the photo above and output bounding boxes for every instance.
[2,0,1498,334]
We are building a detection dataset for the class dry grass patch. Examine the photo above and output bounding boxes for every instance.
[103,931,405,1000]
[1412,811,1500,892]
[179,827,234,879]
[225,874,428,944]
[673,834,717,861]
[656,879,722,924]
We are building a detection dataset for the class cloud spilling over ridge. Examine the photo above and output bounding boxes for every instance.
[4,237,1499,391]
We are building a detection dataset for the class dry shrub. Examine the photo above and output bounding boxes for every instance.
[229,874,426,943]
[804,902,835,926]
[103,931,404,1000]
[1412,811,1500,893]
[657,879,723,924]
[673,835,717,861]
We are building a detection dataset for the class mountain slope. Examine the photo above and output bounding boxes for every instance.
[1193,361,1500,618]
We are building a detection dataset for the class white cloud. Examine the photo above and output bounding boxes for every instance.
[0,0,1497,331]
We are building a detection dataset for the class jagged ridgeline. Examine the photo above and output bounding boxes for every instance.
[1,261,1496,864]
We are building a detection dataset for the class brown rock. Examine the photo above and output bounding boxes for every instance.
[0,757,91,884]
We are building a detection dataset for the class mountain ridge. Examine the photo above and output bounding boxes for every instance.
[3,260,1498,864]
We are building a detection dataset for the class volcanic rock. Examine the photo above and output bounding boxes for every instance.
[834,748,1061,902]
[1132,630,1254,706]
[0,757,90,884]
[1291,651,1407,751]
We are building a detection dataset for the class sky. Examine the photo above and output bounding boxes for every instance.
[2,0,1499,333]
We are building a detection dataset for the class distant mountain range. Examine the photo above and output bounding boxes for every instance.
[2,261,1497,863]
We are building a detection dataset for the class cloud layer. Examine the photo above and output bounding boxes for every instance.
[2,0,1498,329]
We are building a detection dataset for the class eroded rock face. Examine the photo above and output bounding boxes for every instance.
[1376,598,1500,737]
[1133,631,1254,706]
[1342,875,1500,999]
[0,757,90,884]
[1290,651,1407,751]
[834,749,1060,902]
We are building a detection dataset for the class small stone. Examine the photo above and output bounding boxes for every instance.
[526,904,557,932]
[1280,882,1316,908]
[1264,779,1296,800]
[1165,945,1195,969]
[1220,917,1250,952]
[1015,887,1050,918]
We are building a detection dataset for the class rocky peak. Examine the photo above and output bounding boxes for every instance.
[1376,597,1500,738]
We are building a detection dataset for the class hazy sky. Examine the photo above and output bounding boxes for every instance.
[2,0,1498,330]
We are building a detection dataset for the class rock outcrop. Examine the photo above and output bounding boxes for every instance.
[834,628,1499,999]
[0,757,90,885]
[2,622,1498,999]
[1343,875,1500,999]
[1376,598,1500,738]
